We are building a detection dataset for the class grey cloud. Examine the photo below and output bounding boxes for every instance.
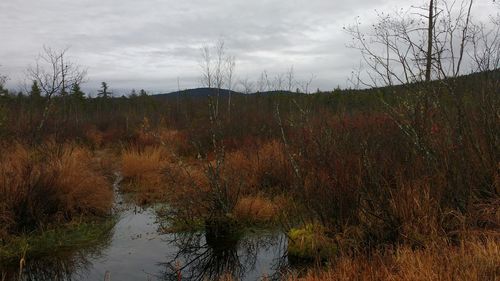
[0,0,496,93]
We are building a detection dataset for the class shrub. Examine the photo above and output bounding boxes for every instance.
[223,140,291,194]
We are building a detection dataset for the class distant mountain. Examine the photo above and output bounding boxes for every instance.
[152,88,243,100]
[151,87,303,100]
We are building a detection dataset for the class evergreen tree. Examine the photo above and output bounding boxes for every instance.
[98,82,111,98]
[30,80,41,98]
[129,89,138,98]
[139,89,148,96]
[70,83,85,99]
[0,74,8,96]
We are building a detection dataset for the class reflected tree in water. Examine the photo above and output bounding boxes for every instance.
[159,232,287,281]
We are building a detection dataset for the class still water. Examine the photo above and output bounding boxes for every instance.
[3,187,288,281]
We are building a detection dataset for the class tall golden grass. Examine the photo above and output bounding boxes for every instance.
[232,195,280,225]
[120,146,170,204]
[287,238,500,281]
[121,146,167,179]
[53,146,112,216]
[222,140,291,195]
[0,143,112,238]
[120,144,204,205]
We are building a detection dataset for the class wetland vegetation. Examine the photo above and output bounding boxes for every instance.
[0,0,499,280]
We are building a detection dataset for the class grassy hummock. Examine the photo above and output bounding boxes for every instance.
[287,224,337,263]
[0,218,115,266]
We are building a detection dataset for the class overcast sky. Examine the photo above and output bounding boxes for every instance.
[0,0,496,94]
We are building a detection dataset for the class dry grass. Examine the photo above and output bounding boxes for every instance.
[84,125,104,148]
[223,140,291,194]
[157,128,193,156]
[53,147,112,217]
[121,146,167,179]
[287,238,500,281]
[162,163,211,223]
[120,146,170,204]
[232,195,280,225]
[0,143,113,238]
[252,140,291,191]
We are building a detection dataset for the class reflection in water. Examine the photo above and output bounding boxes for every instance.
[1,216,288,281]
[160,231,287,281]
[1,230,113,281]
[1,173,289,280]
[1,174,290,280]
[1,209,287,281]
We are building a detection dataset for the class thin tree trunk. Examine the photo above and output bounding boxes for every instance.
[425,0,434,82]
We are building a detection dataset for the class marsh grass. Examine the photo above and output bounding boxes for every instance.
[0,143,113,238]
[1,72,495,279]
[232,195,282,226]
[120,146,171,204]
[285,238,500,281]
[0,218,115,266]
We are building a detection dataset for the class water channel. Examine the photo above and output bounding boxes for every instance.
[2,175,289,281]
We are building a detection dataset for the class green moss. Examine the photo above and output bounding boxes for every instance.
[287,224,337,262]
[0,218,115,266]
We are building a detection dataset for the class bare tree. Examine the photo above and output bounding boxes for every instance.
[299,74,315,94]
[256,71,269,92]
[26,46,86,134]
[273,73,285,91]
[200,45,214,89]
[345,11,428,87]
[469,13,500,72]
[286,66,295,92]
[344,0,483,87]
[238,77,255,95]
[425,0,435,82]
[432,0,474,79]
[198,40,242,221]
[213,40,226,91]
[225,54,236,120]
[199,39,236,119]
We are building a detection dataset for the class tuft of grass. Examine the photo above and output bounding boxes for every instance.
[232,195,280,226]
[287,224,338,262]
[0,143,113,238]
[287,238,500,281]
[223,140,291,193]
[121,146,167,179]
[120,146,170,204]
[53,146,113,218]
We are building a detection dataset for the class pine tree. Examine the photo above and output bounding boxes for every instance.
[30,80,41,98]
[0,74,8,96]
[98,82,111,98]
[70,83,85,99]
[129,89,138,98]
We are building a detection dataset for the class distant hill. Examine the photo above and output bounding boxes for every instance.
[151,87,301,100]
[152,88,242,100]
